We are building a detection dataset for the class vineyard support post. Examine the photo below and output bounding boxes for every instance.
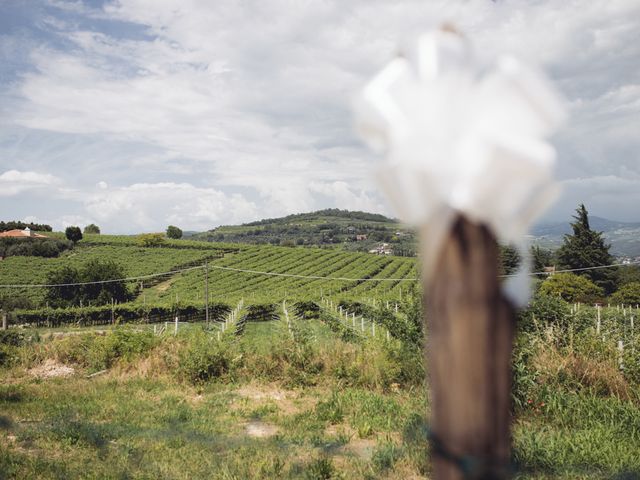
[426,217,514,479]
[205,261,209,325]
[618,340,624,370]
[174,316,178,336]
[1,310,7,331]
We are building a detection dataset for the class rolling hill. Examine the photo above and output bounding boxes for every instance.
[190,209,640,257]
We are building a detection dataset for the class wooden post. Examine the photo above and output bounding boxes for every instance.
[1,311,7,331]
[426,217,514,479]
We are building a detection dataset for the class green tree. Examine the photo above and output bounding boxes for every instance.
[499,245,520,275]
[557,204,617,294]
[610,282,640,306]
[44,265,81,307]
[44,260,130,307]
[538,272,604,303]
[531,245,555,273]
[166,225,183,239]
[65,226,83,244]
[138,233,165,247]
[84,223,100,234]
[79,259,130,306]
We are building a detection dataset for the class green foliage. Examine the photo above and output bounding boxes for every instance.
[0,293,32,312]
[245,304,278,322]
[519,293,571,332]
[293,301,321,319]
[15,302,229,328]
[0,220,52,232]
[44,259,131,308]
[539,273,604,304]
[557,204,617,294]
[499,245,521,275]
[531,245,555,272]
[0,238,72,259]
[610,282,640,306]
[65,226,83,244]
[166,225,182,239]
[303,457,337,479]
[51,328,157,371]
[178,331,236,384]
[83,224,100,234]
[137,233,165,247]
[617,265,640,286]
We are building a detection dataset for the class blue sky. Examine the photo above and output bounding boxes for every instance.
[1,0,639,233]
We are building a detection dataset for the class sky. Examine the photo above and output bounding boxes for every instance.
[0,0,638,234]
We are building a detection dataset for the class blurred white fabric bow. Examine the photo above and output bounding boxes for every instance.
[355,29,566,306]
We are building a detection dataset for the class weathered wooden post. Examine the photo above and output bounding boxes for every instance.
[356,27,564,479]
[1,310,7,331]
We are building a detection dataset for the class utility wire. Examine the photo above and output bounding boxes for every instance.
[1,259,638,289]
[207,264,415,281]
[499,260,640,278]
[0,265,204,288]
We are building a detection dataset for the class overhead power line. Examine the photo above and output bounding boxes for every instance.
[499,260,640,278]
[0,259,638,289]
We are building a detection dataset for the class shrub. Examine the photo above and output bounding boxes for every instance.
[137,233,165,247]
[518,293,571,332]
[0,238,72,259]
[178,331,235,384]
[610,282,640,306]
[539,273,604,303]
[49,328,157,371]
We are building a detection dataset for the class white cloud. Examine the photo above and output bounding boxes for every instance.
[82,182,258,232]
[309,181,386,214]
[0,0,638,229]
[0,169,60,196]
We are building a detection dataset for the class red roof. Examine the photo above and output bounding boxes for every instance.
[0,229,48,238]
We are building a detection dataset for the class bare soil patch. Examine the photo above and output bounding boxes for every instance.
[234,384,311,415]
[29,359,75,379]
[244,420,279,438]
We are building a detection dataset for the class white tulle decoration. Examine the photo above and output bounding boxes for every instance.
[355,29,566,306]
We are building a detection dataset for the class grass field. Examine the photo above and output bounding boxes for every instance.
[2,297,640,479]
[2,238,640,478]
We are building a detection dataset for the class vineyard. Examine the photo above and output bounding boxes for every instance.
[2,236,640,478]
[0,235,417,327]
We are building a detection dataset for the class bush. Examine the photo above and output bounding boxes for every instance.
[518,293,571,332]
[539,273,604,303]
[0,238,72,258]
[178,331,236,384]
[137,233,165,247]
[50,328,157,371]
[610,282,640,306]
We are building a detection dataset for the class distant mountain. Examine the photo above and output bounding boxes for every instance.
[531,216,640,257]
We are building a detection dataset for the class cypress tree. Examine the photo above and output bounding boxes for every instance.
[557,204,617,294]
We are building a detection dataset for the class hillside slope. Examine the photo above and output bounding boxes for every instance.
[189,209,416,255]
